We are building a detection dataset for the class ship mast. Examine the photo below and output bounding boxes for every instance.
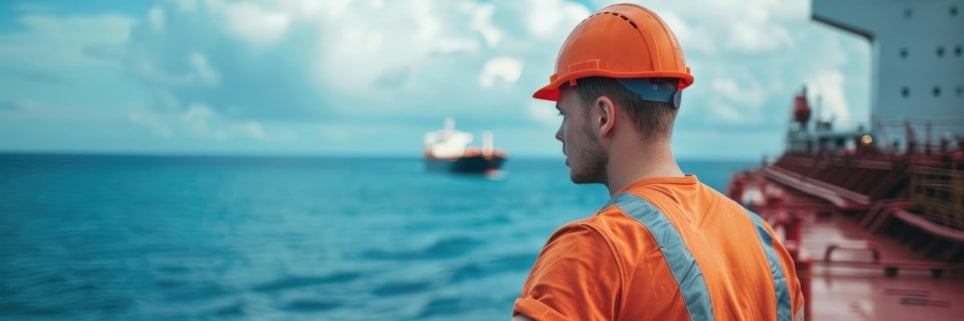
[482,131,494,156]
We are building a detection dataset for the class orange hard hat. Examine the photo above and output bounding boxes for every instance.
[532,3,694,101]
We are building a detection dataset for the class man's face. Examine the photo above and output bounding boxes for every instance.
[555,87,607,184]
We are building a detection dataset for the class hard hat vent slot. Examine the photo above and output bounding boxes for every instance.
[594,11,639,29]
[618,14,638,29]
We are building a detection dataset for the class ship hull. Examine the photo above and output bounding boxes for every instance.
[424,155,505,174]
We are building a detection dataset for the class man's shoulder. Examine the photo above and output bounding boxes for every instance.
[546,216,606,240]
[544,214,617,244]
[563,205,645,228]
[545,206,656,247]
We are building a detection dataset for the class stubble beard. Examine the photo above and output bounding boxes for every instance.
[570,123,608,185]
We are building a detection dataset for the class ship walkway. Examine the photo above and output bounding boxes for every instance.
[796,206,964,321]
[756,186,964,321]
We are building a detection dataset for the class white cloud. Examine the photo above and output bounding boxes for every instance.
[1,99,40,113]
[806,70,851,126]
[287,0,350,20]
[527,101,559,128]
[179,103,278,141]
[207,0,291,47]
[435,38,480,53]
[711,77,765,108]
[658,12,716,55]
[315,0,488,91]
[479,57,523,88]
[0,15,133,69]
[128,58,195,87]
[129,111,173,137]
[526,0,590,39]
[176,0,198,12]
[181,102,216,134]
[317,123,411,145]
[727,21,792,53]
[468,3,502,47]
[156,89,181,111]
[707,101,745,124]
[148,6,165,32]
[189,52,220,86]
[13,3,54,12]
[319,126,350,142]
[235,121,269,141]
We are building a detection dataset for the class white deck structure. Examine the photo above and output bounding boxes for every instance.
[812,0,963,149]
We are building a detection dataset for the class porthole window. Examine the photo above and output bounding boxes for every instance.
[902,86,910,98]
[900,47,909,58]
[933,86,942,97]
[955,45,962,57]
[937,46,946,57]
[951,5,959,17]
[904,8,913,19]
[956,86,963,97]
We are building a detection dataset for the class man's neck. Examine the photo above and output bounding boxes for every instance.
[605,139,683,195]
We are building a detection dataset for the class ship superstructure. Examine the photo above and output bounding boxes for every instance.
[423,118,506,174]
[812,0,963,151]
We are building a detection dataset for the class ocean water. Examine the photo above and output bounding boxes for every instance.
[0,154,756,321]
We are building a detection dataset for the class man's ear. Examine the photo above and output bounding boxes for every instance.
[595,96,616,137]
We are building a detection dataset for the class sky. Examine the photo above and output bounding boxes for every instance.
[0,0,871,159]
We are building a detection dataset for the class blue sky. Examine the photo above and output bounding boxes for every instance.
[0,0,871,159]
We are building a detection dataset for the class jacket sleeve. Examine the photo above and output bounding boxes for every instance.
[513,222,622,321]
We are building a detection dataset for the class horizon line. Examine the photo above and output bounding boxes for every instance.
[0,149,765,162]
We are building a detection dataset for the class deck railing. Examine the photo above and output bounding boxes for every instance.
[908,161,964,230]
[774,153,964,230]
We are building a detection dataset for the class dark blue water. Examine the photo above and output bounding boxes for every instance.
[0,154,756,320]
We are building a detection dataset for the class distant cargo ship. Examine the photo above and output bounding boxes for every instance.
[423,118,507,174]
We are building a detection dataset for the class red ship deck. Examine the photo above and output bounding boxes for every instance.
[798,205,964,320]
[734,170,964,321]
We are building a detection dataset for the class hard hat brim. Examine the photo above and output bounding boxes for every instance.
[532,82,564,101]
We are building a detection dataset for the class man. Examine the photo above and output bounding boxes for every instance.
[513,3,804,321]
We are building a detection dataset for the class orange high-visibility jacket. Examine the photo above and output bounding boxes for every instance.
[514,176,804,321]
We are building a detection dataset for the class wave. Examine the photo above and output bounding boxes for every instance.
[281,298,342,312]
[448,253,535,284]
[371,280,436,297]
[251,271,362,293]
[361,236,482,261]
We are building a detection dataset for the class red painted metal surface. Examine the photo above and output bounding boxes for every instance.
[729,168,964,320]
